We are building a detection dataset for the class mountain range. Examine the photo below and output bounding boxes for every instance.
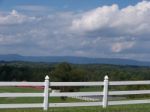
[0,54,150,66]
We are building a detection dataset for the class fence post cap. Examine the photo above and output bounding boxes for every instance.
[104,75,108,80]
[45,75,49,80]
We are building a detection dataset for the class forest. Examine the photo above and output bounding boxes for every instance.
[0,61,150,82]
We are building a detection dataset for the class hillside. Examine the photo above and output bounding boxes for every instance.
[0,54,150,66]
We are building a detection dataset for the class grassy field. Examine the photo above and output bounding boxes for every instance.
[79,87,102,92]
[0,104,150,112]
[1,87,150,112]
[0,87,85,103]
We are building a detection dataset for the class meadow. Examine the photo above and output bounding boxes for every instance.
[0,104,150,112]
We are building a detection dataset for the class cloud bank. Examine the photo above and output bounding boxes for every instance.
[0,1,150,61]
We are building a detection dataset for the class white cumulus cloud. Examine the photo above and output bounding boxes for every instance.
[71,4,118,32]
[0,10,36,25]
[71,1,150,37]
[111,41,135,53]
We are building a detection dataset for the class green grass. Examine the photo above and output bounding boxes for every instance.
[0,86,84,104]
[0,87,43,93]
[79,87,102,92]
[0,97,85,104]
[0,104,150,112]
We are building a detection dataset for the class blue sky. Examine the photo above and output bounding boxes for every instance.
[0,0,150,61]
[0,0,141,11]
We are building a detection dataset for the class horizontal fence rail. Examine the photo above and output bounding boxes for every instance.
[109,90,150,95]
[49,102,102,107]
[0,93,43,97]
[109,80,150,85]
[1,75,150,110]
[0,82,44,86]
[109,99,150,105]
[50,92,102,97]
[0,103,43,109]
[51,82,103,86]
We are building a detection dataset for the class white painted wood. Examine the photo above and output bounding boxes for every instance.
[43,75,49,111]
[0,82,44,86]
[102,75,109,108]
[109,90,150,95]
[50,92,102,97]
[0,93,43,97]
[0,103,43,109]
[109,99,150,105]
[109,80,150,86]
[51,82,103,86]
[49,102,102,107]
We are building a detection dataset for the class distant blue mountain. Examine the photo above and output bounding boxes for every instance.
[0,54,150,66]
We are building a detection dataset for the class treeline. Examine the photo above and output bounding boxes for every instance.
[0,64,51,81]
[0,62,87,82]
[0,61,150,82]
[78,64,150,81]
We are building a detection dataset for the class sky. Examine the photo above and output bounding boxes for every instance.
[0,0,150,61]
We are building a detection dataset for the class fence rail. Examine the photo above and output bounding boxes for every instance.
[50,82,103,86]
[50,92,101,97]
[49,102,102,107]
[0,93,43,97]
[0,82,44,86]
[0,75,150,110]
[109,80,150,85]
[109,99,150,105]
[109,90,150,95]
[0,103,43,109]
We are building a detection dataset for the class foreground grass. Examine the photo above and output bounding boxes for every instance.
[0,104,150,112]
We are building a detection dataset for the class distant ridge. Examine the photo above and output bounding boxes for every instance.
[0,54,150,66]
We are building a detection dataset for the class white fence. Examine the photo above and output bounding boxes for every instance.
[0,76,150,110]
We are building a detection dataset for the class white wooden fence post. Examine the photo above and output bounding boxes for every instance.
[43,75,49,111]
[102,75,109,108]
